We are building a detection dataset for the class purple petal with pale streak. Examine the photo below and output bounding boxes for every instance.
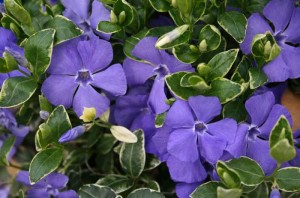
[73,85,109,117]
[48,38,83,75]
[263,0,293,33]
[61,0,89,21]
[57,190,78,198]
[165,100,194,128]
[46,172,68,189]
[160,50,194,73]
[77,38,113,73]
[167,155,207,183]
[132,37,162,65]
[240,13,272,54]
[188,96,221,123]
[114,94,148,127]
[207,118,237,145]
[199,133,227,164]
[168,128,198,162]
[42,75,78,108]
[284,8,300,43]
[123,58,155,86]
[282,45,300,79]
[0,27,17,55]
[148,77,169,114]
[90,0,111,40]
[263,53,290,82]
[246,138,277,175]
[245,91,275,126]
[259,104,292,138]
[92,64,127,96]
[226,124,248,158]
[176,182,201,198]
[152,125,172,161]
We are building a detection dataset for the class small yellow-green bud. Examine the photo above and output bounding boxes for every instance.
[118,11,126,25]
[264,41,272,58]
[110,10,118,23]
[199,39,208,52]
[189,44,199,53]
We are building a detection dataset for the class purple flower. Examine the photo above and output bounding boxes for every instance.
[123,37,194,115]
[228,92,292,175]
[153,96,238,185]
[270,189,281,198]
[62,0,110,39]
[59,125,86,143]
[0,185,10,198]
[41,37,127,118]
[241,0,300,82]
[114,85,158,153]
[16,171,78,198]
[284,129,300,167]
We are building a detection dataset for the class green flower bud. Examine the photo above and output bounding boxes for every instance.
[110,10,118,23]
[199,39,207,52]
[156,25,189,48]
[118,11,126,25]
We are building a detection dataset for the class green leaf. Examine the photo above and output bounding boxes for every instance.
[39,95,53,113]
[190,0,206,24]
[222,100,247,123]
[149,0,172,12]
[0,136,15,166]
[97,134,117,155]
[36,106,72,149]
[275,167,300,192]
[0,52,18,73]
[217,187,242,198]
[0,77,38,108]
[25,29,55,76]
[165,72,203,100]
[4,0,31,26]
[29,148,63,184]
[207,49,239,81]
[232,56,251,83]
[155,112,167,128]
[127,188,164,198]
[225,157,264,186]
[97,21,122,33]
[208,78,243,104]
[247,182,269,197]
[180,73,210,90]
[120,130,146,177]
[246,0,269,13]
[199,25,221,52]
[217,11,247,43]
[249,67,268,89]
[146,180,161,191]
[97,175,134,193]
[113,0,134,26]
[288,192,300,198]
[269,116,296,163]
[216,161,241,188]
[156,25,191,49]
[78,184,118,198]
[173,44,200,64]
[144,154,161,171]
[46,15,83,45]
[190,181,223,198]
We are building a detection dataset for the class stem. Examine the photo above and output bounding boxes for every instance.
[94,121,111,128]
[9,162,22,169]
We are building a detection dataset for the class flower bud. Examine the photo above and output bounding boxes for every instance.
[59,125,86,143]
[156,25,189,48]
[80,107,96,122]
[270,189,281,198]
[39,110,49,120]
[5,46,29,67]
[118,11,126,25]
[110,10,118,24]
[110,125,137,143]
[199,39,208,52]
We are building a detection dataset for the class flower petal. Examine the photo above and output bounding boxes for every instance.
[27,189,50,198]
[61,0,89,21]
[199,133,227,164]
[284,8,300,43]
[226,124,248,158]
[90,0,111,40]
[263,53,290,82]
[167,155,207,183]
[77,38,113,73]
[207,118,237,145]
[92,64,127,96]
[240,13,272,54]
[245,91,275,127]
[263,0,294,33]
[0,27,17,55]
[42,75,78,108]
[46,172,68,189]
[132,37,162,65]
[188,96,221,123]
[246,138,277,175]
[148,77,169,114]
[57,190,78,198]
[152,125,172,161]
[73,85,110,117]
[167,128,198,162]
[160,50,194,73]
[123,58,155,86]
[165,100,194,128]
[281,45,300,79]
[48,38,83,75]
[176,182,201,198]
